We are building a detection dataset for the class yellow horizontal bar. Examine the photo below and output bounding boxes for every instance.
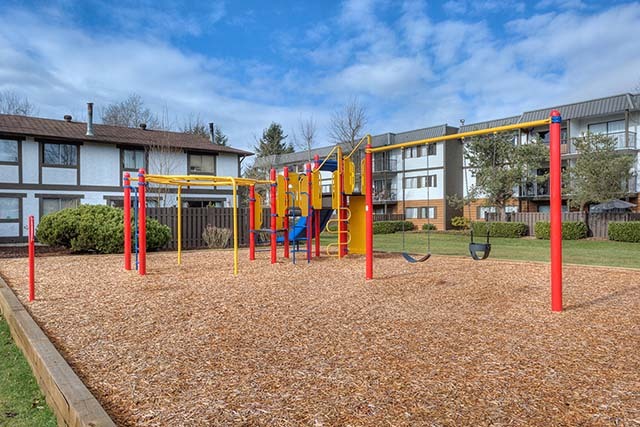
[367,118,552,153]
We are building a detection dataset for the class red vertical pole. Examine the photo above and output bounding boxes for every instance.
[365,138,373,280]
[550,110,563,312]
[28,215,35,302]
[138,168,147,276]
[283,167,290,259]
[270,168,277,264]
[123,172,132,270]
[314,154,321,257]
[305,162,312,262]
[249,184,256,261]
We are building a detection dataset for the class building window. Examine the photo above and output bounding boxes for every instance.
[405,206,436,219]
[0,197,19,220]
[123,149,146,170]
[42,198,80,216]
[588,120,624,135]
[0,139,18,163]
[404,174,437,189]
[189,154,216,174]
[43,143,77,166]
[427,144,436,156]
[477,206,497,219]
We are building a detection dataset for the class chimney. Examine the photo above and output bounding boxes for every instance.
[209,122,215,144]
[139,123,147,130]
[86,102,94,136]
[64,115,72,122]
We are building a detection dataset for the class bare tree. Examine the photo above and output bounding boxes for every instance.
[0,90,36,115]
[147,106,181,207]
[292,116,317,162]
[101,94,160,128]
[329,97,367,150]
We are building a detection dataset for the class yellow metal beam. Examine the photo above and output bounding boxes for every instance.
[366,118,552,153]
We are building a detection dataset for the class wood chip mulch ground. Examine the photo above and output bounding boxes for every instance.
[1,250,639,426]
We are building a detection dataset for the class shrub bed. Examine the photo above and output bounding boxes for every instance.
[37,205,171,253]
[471,222,527,238]
[534,221,587,240]
[450,216,470,230]
[608,221,640,243]
[421,223,437,231]
[373,221,415,234]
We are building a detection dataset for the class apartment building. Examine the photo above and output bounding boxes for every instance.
[267,92,639,229]
[460,93,640,219]
[0,106,252,242]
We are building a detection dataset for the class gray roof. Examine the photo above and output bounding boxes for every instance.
[459,116,521,133]
[521,93,638,122]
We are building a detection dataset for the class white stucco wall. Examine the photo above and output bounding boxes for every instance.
[41,167,76,185]
[0,165,19,183]
[21,138,39,184]
[147,150,188,175]
[80,142,120,186]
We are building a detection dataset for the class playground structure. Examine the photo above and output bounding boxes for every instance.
[123,145,367,276]
[123,111,564,312]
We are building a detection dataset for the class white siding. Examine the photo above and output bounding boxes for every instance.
[148,150,187,175]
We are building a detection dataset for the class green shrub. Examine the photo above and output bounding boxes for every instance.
[450,216,470,230]
[608,221,640,243]
[372,221,414,234]
[471,222,527,238]
[534,221,587,240]
[421,223,437,231]
[37,205,171,253]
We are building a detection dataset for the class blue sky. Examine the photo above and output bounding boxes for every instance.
[1,0,640,153]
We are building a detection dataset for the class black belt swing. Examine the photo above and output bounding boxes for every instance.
[462,138,491,261]
[400,146,432,263]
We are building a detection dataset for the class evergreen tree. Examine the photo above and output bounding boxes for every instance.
[254,122,293,157]
[214,127,228,146]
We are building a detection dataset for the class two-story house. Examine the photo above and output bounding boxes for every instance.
[0,104,252,242]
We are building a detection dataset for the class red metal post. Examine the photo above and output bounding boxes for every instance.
[305,162,312,262]
[550,110,563,312]
[249,184,256,261]
[365,139,373,280]
[313,154,321,257]
[138,168,147,276]
[270,168,277,264]
[283,167,290,259]
[123,172,132,270]
[28,215,35,302]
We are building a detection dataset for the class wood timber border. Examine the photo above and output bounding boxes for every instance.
[0,276,114,427]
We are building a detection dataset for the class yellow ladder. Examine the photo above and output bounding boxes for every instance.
[325,207,351,257]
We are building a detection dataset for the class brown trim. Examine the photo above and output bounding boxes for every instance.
[39,140,80,168]
[0,236,27,243]
[120,146,149,182]
[34,193,86,199]
[0,193,23,230]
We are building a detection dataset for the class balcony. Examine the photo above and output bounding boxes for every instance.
[373,158,397,173]
[521,175,638,199]
[372,189,398,204]
[566,131,637,154]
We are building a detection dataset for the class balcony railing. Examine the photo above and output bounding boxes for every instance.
[373,158,397,173]
[521,175,638,198]
[566,131,637,154]
[372,190,397,203]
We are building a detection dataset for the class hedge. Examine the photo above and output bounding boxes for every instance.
[471,222,528,238]
[421,223,437,231]
[608,221,640,243]
[534,221,587,240]
[37,204,171,253]
[373,221,415,234]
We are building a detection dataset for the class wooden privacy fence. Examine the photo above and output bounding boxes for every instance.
[148,207,271,250]
[488,212,640,238]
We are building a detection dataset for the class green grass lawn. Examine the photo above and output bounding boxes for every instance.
[323,231,639,269]
[0,317,56,427]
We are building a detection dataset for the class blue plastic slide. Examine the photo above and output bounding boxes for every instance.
[277,208,333,243]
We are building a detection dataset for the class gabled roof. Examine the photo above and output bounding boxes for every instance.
[0,114,253,156]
